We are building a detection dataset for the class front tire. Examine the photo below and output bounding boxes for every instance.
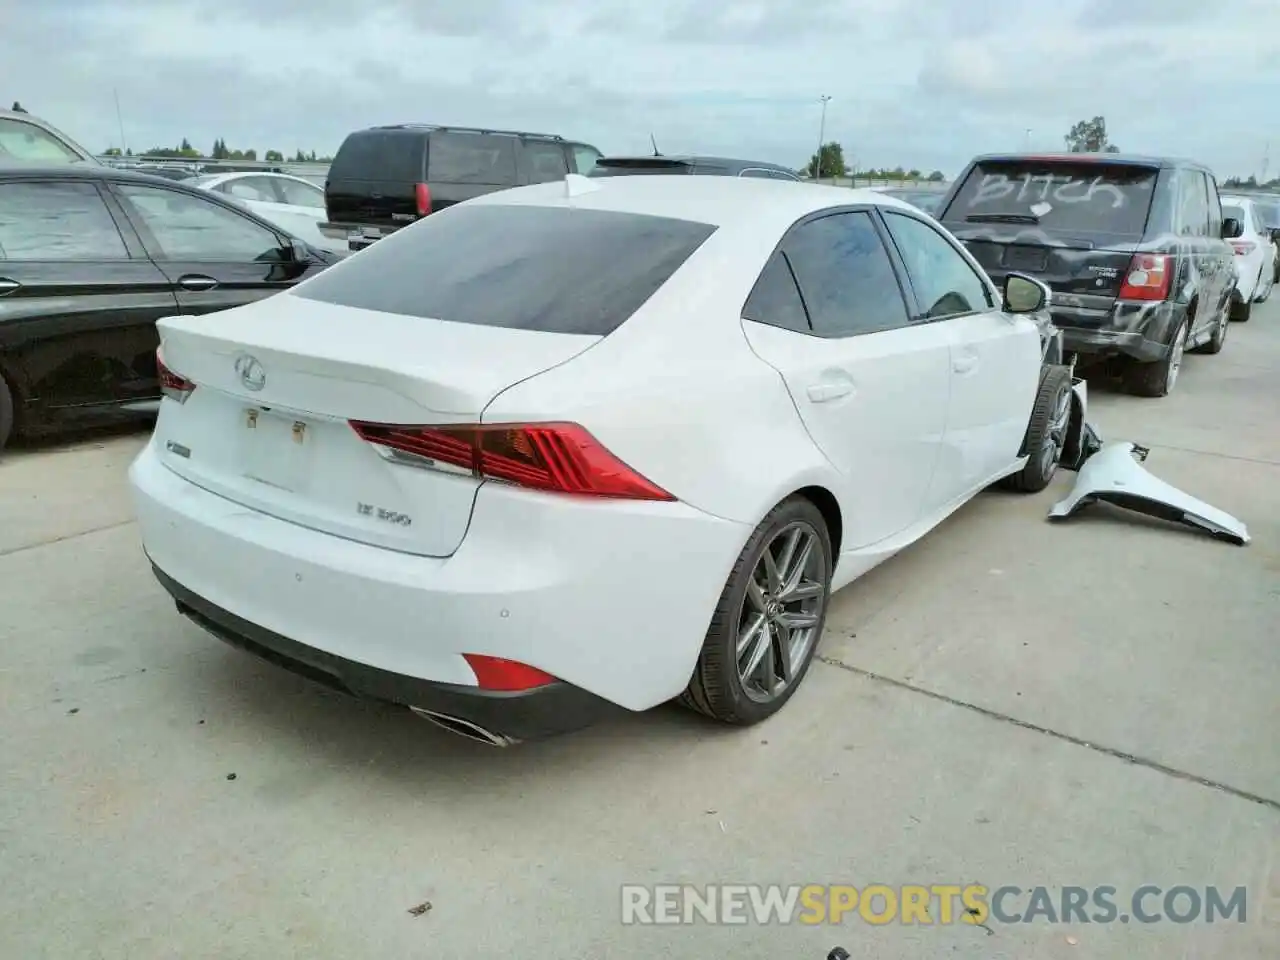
[1191,300,1229,355]
[681,496,833,726]
[1000,364,1072,493]
[1231,297,1252,322]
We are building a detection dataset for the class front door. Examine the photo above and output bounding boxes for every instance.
[880,209,1043,497]
[108,181,303,317]
[739,210,952,550]
[0,179,177,412]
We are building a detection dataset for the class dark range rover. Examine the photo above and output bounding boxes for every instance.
[321,124,603,251]
[936,153,1240,397]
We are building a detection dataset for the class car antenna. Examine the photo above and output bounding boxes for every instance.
[650,133,662,157]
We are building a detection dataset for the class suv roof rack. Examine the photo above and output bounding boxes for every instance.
[370,124,564,141]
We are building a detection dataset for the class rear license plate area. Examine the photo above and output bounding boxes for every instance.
[240,408,312,492]
[1003,245,1049,272]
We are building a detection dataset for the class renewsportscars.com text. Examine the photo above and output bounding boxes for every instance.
[620,884,1248,926]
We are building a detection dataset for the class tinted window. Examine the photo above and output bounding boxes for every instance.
[883,212,992,318]
[693,164,731,176]
[330,131,424,182]
[782,212,909,337]
[116,184,284,261]
[427,133,517,185]
[0,118,82,162]
[0,181,128,260]
[1204,174,1223,228]
[947,161,1157,237]
[742,252,810,333]
[588,160,692,177]
[767,170,800,182]
[571,144,602,174]
[293,205,717,335]
[740,168,773,179]
[1222,204,1245,224]
[1254,200,1280,228]
[275,178,325,208]
[523,141,569,184]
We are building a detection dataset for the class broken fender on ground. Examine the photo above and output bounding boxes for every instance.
[1048,438,1250,546]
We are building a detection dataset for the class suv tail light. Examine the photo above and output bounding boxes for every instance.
[156,348,195,403]
[349,420,675,501]
[1231,241,1256,256]
[1117,253,1172,301]
[414,182,432,217]
[462,654,557,691]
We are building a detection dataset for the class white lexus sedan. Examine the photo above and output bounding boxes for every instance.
[131,176,1069,745]
[186,171,348,254]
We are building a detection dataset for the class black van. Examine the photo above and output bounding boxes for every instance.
[936,153,1240,397]
[320,125,603,251]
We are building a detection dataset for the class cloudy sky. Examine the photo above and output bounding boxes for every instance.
[6,0,1278,178]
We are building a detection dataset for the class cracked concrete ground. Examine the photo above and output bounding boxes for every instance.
[1,304,1277,959]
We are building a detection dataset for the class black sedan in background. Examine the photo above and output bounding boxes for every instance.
[0,164,341,450]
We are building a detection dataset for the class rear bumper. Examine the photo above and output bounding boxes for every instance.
[152,565,618,742]
[129,440,747,726]
[1055,300,1182,362]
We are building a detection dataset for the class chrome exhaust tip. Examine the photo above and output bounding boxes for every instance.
[409,707,518,747]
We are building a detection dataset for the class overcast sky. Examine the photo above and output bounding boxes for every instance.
[6,0,1278,178]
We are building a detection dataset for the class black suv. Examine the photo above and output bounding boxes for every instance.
[320,125,603,251]
[936,153,1240,397]
[588,155,800,180]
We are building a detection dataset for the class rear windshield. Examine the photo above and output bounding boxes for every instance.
[293,204,717,335]
[426,132,517,185]
[588,160,693,178]
[1222,204,1246,223]
[946,160,1158,236]
[329,131,424,182]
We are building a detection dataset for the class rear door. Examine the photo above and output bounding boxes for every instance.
[1197,175,1236,326]
[739,210,952,549]
[109,180,308,316]
[324,129,425,238]
[880,208,1042,496]
[426,132,519,211]
[0,178,176,411]
[941,158,1159,328]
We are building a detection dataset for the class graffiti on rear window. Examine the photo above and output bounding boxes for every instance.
[967,174,1127,209]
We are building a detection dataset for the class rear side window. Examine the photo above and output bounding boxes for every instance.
[329,131,425,182]
[522,141,568,184]
[1221,204,1245,228]
[1178,171,1211,237]
[293,204,717,335]
[0,181,129,260]
[946,160,1158,237]
[0,118,82,162]
[427,133,517,185]
[743,252,810,333]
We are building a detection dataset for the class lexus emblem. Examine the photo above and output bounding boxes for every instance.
[234,353,266,392]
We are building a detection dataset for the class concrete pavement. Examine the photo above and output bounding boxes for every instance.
[1,302,1277,959]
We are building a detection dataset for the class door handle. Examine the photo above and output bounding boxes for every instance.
[806,381,854,403]
[0,278,20,297]
[953,352,979,374]
[178,275,219,291]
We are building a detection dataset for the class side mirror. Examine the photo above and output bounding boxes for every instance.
[1221,217,1244,239]
[286,238,311,262]
[1002,273,1051,314]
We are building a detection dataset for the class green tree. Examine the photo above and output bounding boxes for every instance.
[1064,116,1119,153]
[102,147,122,156]
[10,101,27,113]
[264,149,283,162]
[927,170,945,181]
[807,141,846,179]
[906,168,922,180]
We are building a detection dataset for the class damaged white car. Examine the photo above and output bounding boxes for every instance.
[129,178,1241,747]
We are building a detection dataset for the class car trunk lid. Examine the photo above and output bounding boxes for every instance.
[152,294,601,558]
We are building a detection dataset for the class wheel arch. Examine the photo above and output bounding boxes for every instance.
[794,484,843,559]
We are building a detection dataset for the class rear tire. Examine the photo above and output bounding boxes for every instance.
[1123,317,1187,398]
[1231,298,1252,322]
[1191,301,1229,355]
[999,365,1072,493]
[680,496,833,726]
[0,373,13,454]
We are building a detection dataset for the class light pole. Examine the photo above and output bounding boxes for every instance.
[1024,128,1032,151]
[815,95,832,181]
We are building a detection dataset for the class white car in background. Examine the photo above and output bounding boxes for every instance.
[1220,195,1277,321]
[130,176,1079,746]
[186,172,347,254]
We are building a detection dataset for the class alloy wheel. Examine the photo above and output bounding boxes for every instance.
[736,521,827,704]
[1038,383,1073,478]
[1166,325,1186,393]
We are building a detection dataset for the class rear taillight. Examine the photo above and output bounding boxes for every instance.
[1117,253,1172,302]
[414,182,432,217]
[462,654,557,691]
[156,348,195,403]
[349,420,675,501]
[1231,241,1256,256]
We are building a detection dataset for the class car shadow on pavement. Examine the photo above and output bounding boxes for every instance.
[4,419,153,458]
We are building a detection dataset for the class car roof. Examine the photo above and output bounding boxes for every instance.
[597,155,796,173]
[969,151,1204,172]
[0,162,200,185]
[467,175,917,231]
